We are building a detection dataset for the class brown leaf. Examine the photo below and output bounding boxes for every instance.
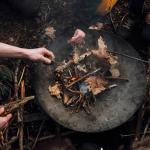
[85,76,108,95]
[63,93,70,105]
[45,26,56,40]
[98,36,108,57]
[77,64,87,73]
[92,36,118,66]
[107,54,118,65]
[48,83,61,99]
[110,67,120,77]
[92,36,109,59]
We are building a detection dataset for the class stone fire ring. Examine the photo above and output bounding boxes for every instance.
[34,31,147,132]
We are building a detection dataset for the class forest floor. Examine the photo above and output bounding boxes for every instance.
[0,0,149,150]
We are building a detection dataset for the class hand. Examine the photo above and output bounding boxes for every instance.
[27,48,55,64]
[145,12,150,24]
[0,107,12,129]
[70,29,86,44]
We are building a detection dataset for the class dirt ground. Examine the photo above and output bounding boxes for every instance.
[0,0,149,150]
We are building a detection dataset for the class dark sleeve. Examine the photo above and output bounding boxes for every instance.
[74,0,101,30]
[75,13,102,34]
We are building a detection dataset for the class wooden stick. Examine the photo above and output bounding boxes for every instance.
[18,66,26,87]
[105,76,129,81]
[108,50,150,64]
[38,131,75,142]
[56,51,92,72]
[19,80,25,150]
[66,68,101,88]
[2,96,35,116]
[32,120,45,149]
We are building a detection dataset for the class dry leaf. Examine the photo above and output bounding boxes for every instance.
[48,83,61,99]
[85,76,108,95]
[63,93,70,105]
[110,67,120,77]
[93,36,118,66]
[107,55,118,65]
[98,36,108,56]
[45,26,56,40]
[92,36,108,59]
[77,64,87,73]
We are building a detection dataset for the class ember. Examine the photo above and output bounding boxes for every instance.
[49,36,126,114]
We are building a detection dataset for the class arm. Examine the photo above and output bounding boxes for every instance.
[0,43,55,128]
[0,43,55,64]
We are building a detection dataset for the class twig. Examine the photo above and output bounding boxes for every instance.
[38,131,75,142]
[108,50,150,64]
[19,80,25,150]
[2,96,35,116]
[105,76,129,81]
[56,51,92,72]
[108,84,118,89]
[14,60,21,99]
[66,68,101,88]
[119,13,128,29]
[18,66,26,87]
[121,131,150,137]
[109,12,116,32]
[32,120,45,149]
[3,60,21,150]
[141,118,150,141]
[135,104,146,139]
[7,128,20,145]
[0,128,20,148]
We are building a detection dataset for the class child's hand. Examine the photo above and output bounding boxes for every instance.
[0,107,12,129]
[69,29,86,44]
[145,12,150,24]
[26,48,55,64]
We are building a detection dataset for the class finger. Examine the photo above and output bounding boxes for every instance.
[74,30,79,36]
[76,37,83,42]
[69,37,76,43]
[44,49,55,59]
[74,37,83,44]
[0,114,12,128]
[0,107,4,114]
[6,114,12,121]
[70,35,80,42]
[41,56,52,64]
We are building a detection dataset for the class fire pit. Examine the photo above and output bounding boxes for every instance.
[34,31,147,132]
[48,36,125,114]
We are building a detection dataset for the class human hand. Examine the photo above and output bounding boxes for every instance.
[0,107,12,129]
[26,48,55,64]
[145,12,150,24]
[69,29,86,44]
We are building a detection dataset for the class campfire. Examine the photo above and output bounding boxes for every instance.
[49,36,126,114]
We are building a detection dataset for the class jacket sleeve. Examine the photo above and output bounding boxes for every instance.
[97,0,118,15]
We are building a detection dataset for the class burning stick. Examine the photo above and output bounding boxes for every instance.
[66,68,101,88]
[56,51,92,72]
